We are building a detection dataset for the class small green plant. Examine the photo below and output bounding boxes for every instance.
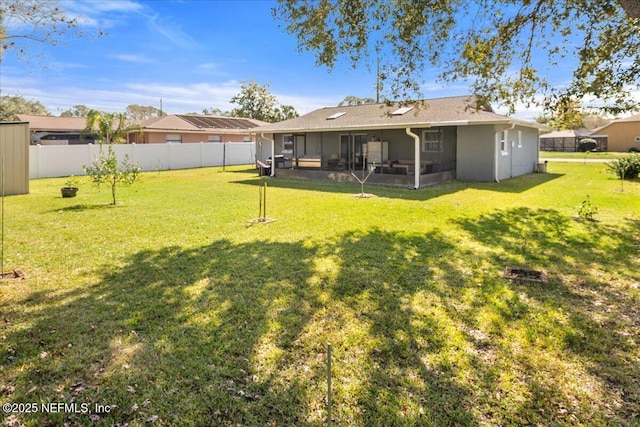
[83,143,141,205]
[577,195,598,221]
[63,175,80,189]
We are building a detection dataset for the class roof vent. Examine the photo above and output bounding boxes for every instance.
[391,106,414,115]
[327,112,347,120]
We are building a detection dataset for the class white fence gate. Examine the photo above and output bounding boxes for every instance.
[29,142,256,179]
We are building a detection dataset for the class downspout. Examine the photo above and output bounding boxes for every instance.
[405,127,424,189]
[494,122,515,182]
[260,133,275,177]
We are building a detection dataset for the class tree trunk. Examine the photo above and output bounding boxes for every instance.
[618,0,640,20]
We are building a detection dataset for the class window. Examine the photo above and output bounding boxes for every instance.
[327,111,346,120]
[392,106,414,115]
[208,135,222,143]
[283,134,294,151]
[166,134,182,143]
[243,136,252,142]
[498,130,508,154]
[422,130,441,152]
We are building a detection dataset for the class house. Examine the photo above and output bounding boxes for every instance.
[0,121,29,195]
[16,114,96,145]
[589,113,640,152]
[17,114,266,145]
[252,95,541,188]
[128,114,267,144]
[539,129,606,152]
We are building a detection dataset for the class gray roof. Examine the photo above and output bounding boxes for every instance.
[539,129,592,139]
[252,95,539,133]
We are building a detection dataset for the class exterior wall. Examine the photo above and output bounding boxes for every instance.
[142,132,251,144]
[0,122,30,195]
[456,125,496,181]
[511,126,539,177]
[597,122,640,152]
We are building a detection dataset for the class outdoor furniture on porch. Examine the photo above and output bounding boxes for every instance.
[296,155,322,168]
[327,154,345,170]
[257,160,271,176]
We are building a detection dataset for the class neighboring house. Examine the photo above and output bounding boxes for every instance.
[252,95,541,188]
[539,129,606,152]
[590,113,640,152]
[16,114,96,145]
[129,114,267,144]
[17,114,266,145]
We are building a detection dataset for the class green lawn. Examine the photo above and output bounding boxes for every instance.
[1,164,638,426]
[540,150,630,159]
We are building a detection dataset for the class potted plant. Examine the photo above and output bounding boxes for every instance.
[61,175,80,198]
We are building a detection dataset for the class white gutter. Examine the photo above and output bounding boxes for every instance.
[494,122,516,182]
[405,127,424,189]
[260,133,276,177]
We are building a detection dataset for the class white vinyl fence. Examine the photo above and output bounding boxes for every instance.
[29,142,256,179]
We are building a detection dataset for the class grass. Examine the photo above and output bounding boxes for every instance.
[1,163,639,426]
[540,150,631,159]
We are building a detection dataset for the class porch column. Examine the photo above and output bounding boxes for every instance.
[405,127,423,189]
[260,133,276,177]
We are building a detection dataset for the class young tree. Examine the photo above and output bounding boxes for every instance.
[82,110,142,205]
[273,1,640,115]
[0,95,49,120]
[83,144,140,205]
[230,80,299,123]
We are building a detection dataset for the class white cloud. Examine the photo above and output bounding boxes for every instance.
[110,54,154,64]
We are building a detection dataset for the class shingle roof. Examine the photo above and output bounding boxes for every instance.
[251,95,538,133]
[539,129,592,138]
[16,115,87,131]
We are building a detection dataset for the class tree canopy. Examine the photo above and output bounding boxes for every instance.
[230,80,299,123]
[338,96,376,106]
[0,0,103,63]
[0,95,49,120]
[273,0,640,114]
[60,104,91,117]
[124,104,165,120]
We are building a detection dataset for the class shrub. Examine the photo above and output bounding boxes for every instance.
[577,196,598,221]
[606,153,640,179]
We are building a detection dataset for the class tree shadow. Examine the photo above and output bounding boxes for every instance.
[232,172,564,201]
[44,203,116,213]
[454,208,640,423]
[2,217,637,425]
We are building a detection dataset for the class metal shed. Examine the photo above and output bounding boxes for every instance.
[0,122,30,195]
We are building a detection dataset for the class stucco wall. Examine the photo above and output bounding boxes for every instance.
[597,122,640,152]
[456,125,496,181]
[143,132,250,144]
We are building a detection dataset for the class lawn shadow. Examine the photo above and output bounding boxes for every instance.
[232,171,564,201]
[44,203,117,213]
[2,217,636,425]
[454,208,640,423]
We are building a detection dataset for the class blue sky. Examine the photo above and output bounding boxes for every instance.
[2,0,628,120]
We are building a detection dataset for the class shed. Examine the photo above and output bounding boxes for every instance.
[0,122,30,195]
